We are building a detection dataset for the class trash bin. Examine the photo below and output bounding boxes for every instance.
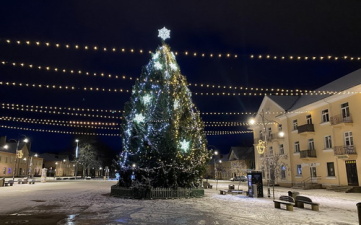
[357,202,361,225]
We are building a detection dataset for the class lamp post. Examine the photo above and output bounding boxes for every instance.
[213,150,218,189]
[28,153,38,179]
[75,139,79,179]
[249,110,284,200]
[12,136,29,181]
[55,162,58,178]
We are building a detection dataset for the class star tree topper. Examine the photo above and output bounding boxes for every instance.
[158,27,170,41]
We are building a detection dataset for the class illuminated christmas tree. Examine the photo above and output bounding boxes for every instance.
[118,27,211,189]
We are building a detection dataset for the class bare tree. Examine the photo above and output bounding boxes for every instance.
[78,143,101,177]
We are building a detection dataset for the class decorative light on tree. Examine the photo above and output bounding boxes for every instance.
[133,113,145,123]
[154,61,162,70]
[179,139,190,152]
[142,94,152,105]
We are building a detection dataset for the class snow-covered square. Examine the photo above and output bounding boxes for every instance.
[0,179,359,224]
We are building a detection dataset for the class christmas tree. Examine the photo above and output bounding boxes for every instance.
[118,27,211,190]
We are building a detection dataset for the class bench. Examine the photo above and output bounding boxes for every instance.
[4,180,14,186]
[295,196,320,211]
[273,195,295,211]
[231,190,244,195]
[8,180,14,186]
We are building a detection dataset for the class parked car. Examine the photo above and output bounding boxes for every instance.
[230,176,247,182]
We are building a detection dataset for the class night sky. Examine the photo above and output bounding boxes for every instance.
[1,1,361,154]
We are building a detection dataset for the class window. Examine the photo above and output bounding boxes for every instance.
[269,146,273,155]
[322,109,329,123]
[325,136,332,149]
[296,165,302,175]
[278,124,282,131]
[259,130,263,140]
[280,165,286,179]
[5,157,8,163]
[293,120,298,130]
[327,162,335,176]
[341,102,350,118]
[279,144,284,155]
[344,131,353,146]
[294,141,300,153]
[267,127,272,140]
[306,115,312,124]
[308,139,315,150]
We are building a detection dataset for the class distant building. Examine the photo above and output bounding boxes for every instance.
[250,69,361,188]
[40,153,75,177]
[205,146,255,180]
[0,136,43,178]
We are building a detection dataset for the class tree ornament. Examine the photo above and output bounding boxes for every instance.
[154,62,162,70]
[134,113,145,123]
[180,139,190,152]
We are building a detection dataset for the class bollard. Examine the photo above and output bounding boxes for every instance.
[357,202,361,225]
[268,187,271,198]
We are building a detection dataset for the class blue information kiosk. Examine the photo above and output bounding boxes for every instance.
[247,171,263,198]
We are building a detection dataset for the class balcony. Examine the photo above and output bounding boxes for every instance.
[330,114,352,126]
[334,146,357,159]
[300,149,317,159]
[297,124,314,134]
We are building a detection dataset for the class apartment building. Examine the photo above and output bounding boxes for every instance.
[250,69,361,188]
[0,136,43,178]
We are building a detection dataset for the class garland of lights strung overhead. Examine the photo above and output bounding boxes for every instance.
[1,60,358,95]
[1,38,360,61]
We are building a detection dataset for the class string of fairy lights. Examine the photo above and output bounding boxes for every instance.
[2,60,360,95]
[1,37,357,137]
[1,102,311,117]
[1,104,121,119]
[0,115,274,128]
[2,79,359,96]
[2,38,361,61]
[0,124,249,136]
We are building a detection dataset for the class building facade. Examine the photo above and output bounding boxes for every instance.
[250,69,361,188]
[0,136,44,178]
[205,146,255,180]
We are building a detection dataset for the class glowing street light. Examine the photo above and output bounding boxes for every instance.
[75,139,79,179]
[12,136,29,181]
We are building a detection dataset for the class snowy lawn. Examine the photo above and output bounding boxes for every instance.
[0,179,359,224]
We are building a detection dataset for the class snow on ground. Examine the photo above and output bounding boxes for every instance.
[0,179,360,225]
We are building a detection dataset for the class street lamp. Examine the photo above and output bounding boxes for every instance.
[55,162,58,178]
[75,139,79,179]
[249,110,284,200]
[12,136,29,181]
[28,153,38,179]
[213,150,218,189]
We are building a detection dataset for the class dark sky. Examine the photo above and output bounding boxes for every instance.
[0,1,361,154]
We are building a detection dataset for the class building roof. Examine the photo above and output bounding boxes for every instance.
[267,96,299,111]
[39,153,70,162]
[268,68,361,112]
[228,146,254,161]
